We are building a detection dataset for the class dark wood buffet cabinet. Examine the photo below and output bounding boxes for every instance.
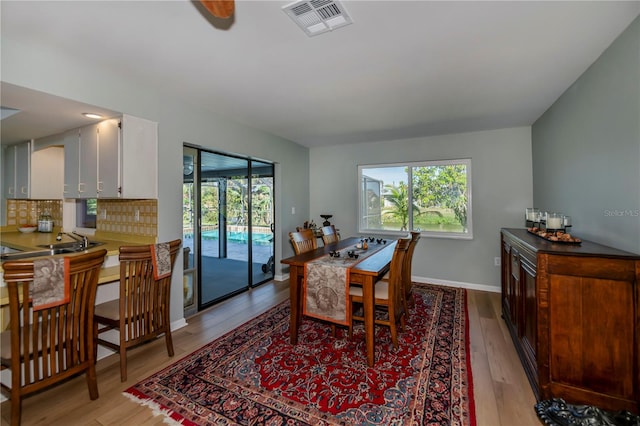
[500,228,639,414]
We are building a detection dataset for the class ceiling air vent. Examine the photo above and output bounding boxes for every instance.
[283,0,353,37]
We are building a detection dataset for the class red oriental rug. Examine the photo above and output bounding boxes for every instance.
[124,283,476,425]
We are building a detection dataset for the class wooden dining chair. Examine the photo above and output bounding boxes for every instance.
[320,225,339,245]
[94,239,181,382]
[379,231,420,313]
[348,238,410,349]
[288,229,317,255]
[0,249,108,426]
[402,232,421,309]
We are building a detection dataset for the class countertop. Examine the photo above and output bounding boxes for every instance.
[501,228,640,259]
[1,228,156,285]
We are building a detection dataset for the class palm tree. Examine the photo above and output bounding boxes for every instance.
[382,182,419,231]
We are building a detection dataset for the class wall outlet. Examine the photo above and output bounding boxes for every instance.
[100,209,107,220]
[494,257,501,267]
[291,207,296,215]
[134,209,140,222]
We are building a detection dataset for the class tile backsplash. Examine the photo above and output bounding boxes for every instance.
[6,199,157,238]
[7,200,63,227]
[96,199,157,238]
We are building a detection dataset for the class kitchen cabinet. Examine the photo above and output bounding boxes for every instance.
[3,141,63,200]
[501,228,640,414]
[30,146,64,199]
[117,114,158,198]
[63,125,98,199]
[3,141,31,199]
[63,115,157,199]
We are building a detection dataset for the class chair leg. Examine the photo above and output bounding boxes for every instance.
[86,364,99,400]
[119,345,127,382]
[388,304,399,349]
[165,330,174,357]
[10,390,21,426]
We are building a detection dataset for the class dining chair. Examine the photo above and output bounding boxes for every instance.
[0,249,108,426]
[348,238,410,349]
[398,231,420,311]
[288,229,317,255]
[379,231,420,313]
[94,239,181,382]
[289,229,344,335]
[320,225,339,245]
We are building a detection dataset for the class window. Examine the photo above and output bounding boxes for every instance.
[358,159,472,239]
[76,199,97,229]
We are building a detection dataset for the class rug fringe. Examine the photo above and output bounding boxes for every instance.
[123,391,185,426]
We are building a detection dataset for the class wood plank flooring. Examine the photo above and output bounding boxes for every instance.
[1,283,540,425]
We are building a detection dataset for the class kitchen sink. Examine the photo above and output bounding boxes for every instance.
[0,241,104,261]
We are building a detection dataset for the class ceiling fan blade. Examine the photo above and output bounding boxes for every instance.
[200,0,235,19]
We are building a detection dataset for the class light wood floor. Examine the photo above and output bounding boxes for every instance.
[1,282,540,425]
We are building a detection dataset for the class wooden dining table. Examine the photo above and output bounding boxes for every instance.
[281,236,397,367]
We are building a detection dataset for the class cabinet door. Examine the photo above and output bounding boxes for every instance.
[508,247,521,328]
[501,240,513,319]
[14,142,31,199]
[120,115,157,198]
[97,119,120,197]
[78,124,98,198]
[519,255,537,384]
[63,129,81,198]
[3,145,16,197]
[31,146,64,199]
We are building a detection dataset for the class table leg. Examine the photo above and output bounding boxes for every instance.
[363,276,375,367]
[289,265,301,344]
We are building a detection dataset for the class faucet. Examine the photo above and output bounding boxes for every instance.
[56,231,89,249]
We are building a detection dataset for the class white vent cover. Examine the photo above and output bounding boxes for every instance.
[283,0,353,37]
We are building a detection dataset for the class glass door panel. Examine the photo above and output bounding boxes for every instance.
[251,160,274,285]
[184,147,275,313]
[182,149,198,317]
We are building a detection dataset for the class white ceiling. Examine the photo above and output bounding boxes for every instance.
[1,1,639,147]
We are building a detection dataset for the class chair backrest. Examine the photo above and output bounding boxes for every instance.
[288,229,317,255]
[2,249,107,396]
[403,231,421,300]
[118,239,181,346]
[320,225,339,245]
[387,238,411,314]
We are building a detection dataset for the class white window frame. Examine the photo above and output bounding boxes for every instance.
[357,158,472,240]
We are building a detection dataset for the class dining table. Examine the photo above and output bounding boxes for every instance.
[281,236,397,367]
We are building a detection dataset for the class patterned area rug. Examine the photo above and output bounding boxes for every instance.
[125,283,475,425]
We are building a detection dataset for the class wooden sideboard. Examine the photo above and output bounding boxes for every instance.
[500,228,639,414]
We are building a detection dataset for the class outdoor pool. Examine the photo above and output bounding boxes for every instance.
[201,230,272,245]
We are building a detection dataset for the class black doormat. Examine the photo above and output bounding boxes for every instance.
[535,398,639,426]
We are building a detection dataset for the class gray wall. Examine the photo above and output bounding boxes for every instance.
[532,16,640,255]
[1,35,310,324]
[309,127,533,291]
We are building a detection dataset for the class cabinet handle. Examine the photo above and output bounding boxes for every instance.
[78,183,85,193]
[8,187,14,195]
[21,186,28,195]
[97,181,103,192]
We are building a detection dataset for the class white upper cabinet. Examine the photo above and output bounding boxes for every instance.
[63,115,157,199]
[31,145,64,200]
[2,142,30,199]
[118,114,158,199]
[3,139,64,200]
[96,118,120,198]
[63,128,81,198]
[63,125,98,199]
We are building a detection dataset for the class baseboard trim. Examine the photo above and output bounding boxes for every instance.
[278,272,499,293]
[412,276,500,293]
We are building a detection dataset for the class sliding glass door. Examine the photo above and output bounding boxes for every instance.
[183,147,274,313]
